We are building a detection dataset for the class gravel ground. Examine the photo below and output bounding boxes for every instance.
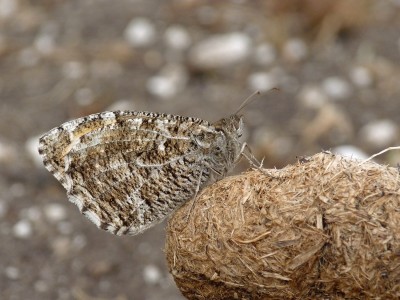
[0,0,400,299]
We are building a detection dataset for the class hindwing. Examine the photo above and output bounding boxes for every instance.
[39,111,215,235]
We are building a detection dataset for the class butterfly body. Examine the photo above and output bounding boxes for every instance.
[39,111,244,235]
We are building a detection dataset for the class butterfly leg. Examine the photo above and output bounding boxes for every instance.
[240,143,281,178]
[240,142,263,168]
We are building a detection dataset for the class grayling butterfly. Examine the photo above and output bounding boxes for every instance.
[38,92,260,235]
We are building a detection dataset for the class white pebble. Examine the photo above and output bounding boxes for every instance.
[189,32,252,69]
[360,119,398,149]
[52,237,72,258]
[5,266,19,280]
[283,38,308,62]
[0,0,18,18]
[143,264,162,284]
[107,100,135,111]
[350,66,373,87]
[247,72,276,92]
[164,25,191,50]
[34,34,55,55]
[298,85,328,109]
[44,203,67,222]
[322,76,352,100]
[25,206,42,222]
[62,61,85,79]
[333,145,368,160]
[147,77,175,99]
[124,18,156,47]
[146,64,188,100]
[25,135,43,167]
[34,280,48,292]
[254,42,276,66]
[13,220,32,239]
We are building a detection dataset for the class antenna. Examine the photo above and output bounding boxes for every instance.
[234,88,279,115]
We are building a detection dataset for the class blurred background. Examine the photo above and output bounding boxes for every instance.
[0,0,400,299]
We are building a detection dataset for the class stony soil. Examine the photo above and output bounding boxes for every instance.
[0,0,399,299]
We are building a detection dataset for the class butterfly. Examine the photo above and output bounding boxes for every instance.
[38,92,261,235]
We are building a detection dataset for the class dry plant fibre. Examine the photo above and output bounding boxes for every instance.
[165,152,399,299]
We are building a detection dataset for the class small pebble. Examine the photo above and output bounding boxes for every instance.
[44,203,67,222]
[5,266,19,280]
[189,32,251,70]
[124,18,156,47]
[322,76,352,100]
[143,264,162,285]
[25,206,42,222]
[360,119,398,149]
[51,237,71,258]
[283,38,308,62]
[34,280,48,293]
[88,260,114,277]
[350,66,373,87]
[107,100,135,111]
[25,135,43,167]
[164,25,191,50]
[62,61,86,79]
[0,0,18,18]
[34,34,55,55]
[333,145,369,160]
[254,42,276,66]
[247,72,276,92]
[13,219,32,239]
[146,64,188,100]
[298,85,328,109]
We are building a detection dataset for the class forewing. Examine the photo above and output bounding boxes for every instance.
[38,111,213,235]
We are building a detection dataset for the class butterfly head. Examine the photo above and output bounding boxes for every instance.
[213,114,244,140]
[210,114,244,172]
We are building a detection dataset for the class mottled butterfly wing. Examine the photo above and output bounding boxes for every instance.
[38,111,214,235]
